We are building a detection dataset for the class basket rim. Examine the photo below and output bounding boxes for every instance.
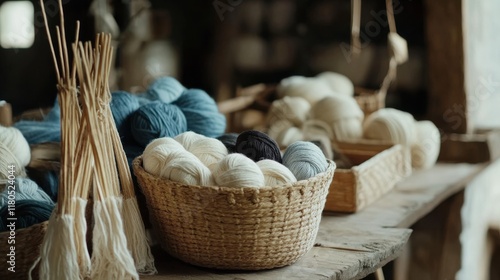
[132,155,336,193]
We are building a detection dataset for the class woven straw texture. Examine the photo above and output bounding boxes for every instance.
[133,156,335,270]
[0,221,47,280]
[325,145,411,213]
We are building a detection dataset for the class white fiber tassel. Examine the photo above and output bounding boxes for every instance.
[38,213,80,280]
[74,197,91,278]
[91,196,139,280]
[122,198,157,274]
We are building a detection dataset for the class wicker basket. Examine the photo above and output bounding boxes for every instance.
[0,221,47,280]
[133,156,336,270]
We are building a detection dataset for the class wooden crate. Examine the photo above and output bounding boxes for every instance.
[325,142,412,213]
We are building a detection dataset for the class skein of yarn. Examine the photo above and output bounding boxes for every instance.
[14,121,61,144]
[267,96,311,127]
[216,133,239,153]
[0,125,31,167]
[275,126,304,148]
[316,72,355,97]
[212,153,265,188]
[130,101,187,147]
[174,131,206,151]
[235,130,282,163]
[139,76,185,103]
[276,77,334,105]
[161,152,214,186]
[110,91,141,142]
[363,108,416,145]
[411,121,441,169]
[283,141,328,181]
[187,137,228,169]
[0,199,54,231]
[0,178,54,208]
[257,159,297,186]
[173,89,226,138]
[309,96,364,141]
[143,139,186,176]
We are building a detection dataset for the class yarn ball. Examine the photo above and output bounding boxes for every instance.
[110,91,141,142]
[161,151,214,186]
[283,141,328,181]
[14,120,61,144]
[0,200,54,231]
[174,131,206,151]
[44,97,60,123]
[37,170,59,202]
[140,76,185,103]
[411,121,441,169]
[302,120,335,160]
[212,153,265,188]
[216,133,239,153]
[276,126,304,148]
[267,96,311,127]
[277,75,307,89]
[309,96,364,141]
[0,125,31,167]
[276,77,334,105]
[316,71,355,97]
[267,119,294,142]
[235,130,282,163]
[0,142,26,183]
[173,89,226,138]
[130,101,187,147]
[0,178,54,208]
[363,108,416,145]
[256,159,297,186]
[187,137,228,169]
[143,138,186,175]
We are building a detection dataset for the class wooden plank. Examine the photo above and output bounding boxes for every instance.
[142,225,411,280]
[324,163,485,228]
[424,0,468,133]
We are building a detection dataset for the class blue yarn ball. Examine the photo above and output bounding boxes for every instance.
[139,76,185,103]
[14,120,61,144]
[0,200,54,231]
[110,91,141,142]
[283,141,328,181]
[130,101,188,147]
[173,89,226,138]
[44,97,60,123]
[217,133,239,153]
[38,171,59,202]
[235,130,282,163]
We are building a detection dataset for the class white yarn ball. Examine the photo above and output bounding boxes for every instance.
[363,108,416,145]
[212,153,265,188]
[174,131,206,150]
[316,71,355,97]
[187,137,228,169]
[0,125,31,167]
[267,96,311,127]
[143,145,185,176]
[276,75,307,91]
[277,77,335,105]
[257,159,297,186]
[267,119,294,141]
[411,121,441,169]
[276,126,304,148]
[144,137,184,156]
[309,96,364,141]
[161,151,214,186]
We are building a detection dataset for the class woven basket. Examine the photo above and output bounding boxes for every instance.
[133,156,335,270]
[0,221,47,280]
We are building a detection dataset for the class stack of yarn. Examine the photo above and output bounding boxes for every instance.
[268,72,441,169]
[0,125,55,231]
[142,130,328,188]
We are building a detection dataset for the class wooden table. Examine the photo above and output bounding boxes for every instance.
[143,163,484,280]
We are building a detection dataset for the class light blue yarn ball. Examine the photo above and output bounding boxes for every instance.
[139,76,186,103]
[14,120,61,144]
[130,101,188,147]
[110,91,141,142]
[44,97,60,123]
[173,89,226,138]
[282,141,328,181]
[0,178,54,209]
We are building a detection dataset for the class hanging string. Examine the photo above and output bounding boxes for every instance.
[350,0,362,55]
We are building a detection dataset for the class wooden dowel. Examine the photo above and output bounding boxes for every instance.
[0,101,12,127]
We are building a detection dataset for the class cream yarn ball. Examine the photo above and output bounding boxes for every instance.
[187,137,228,169]
[267,119,294,142]
[309,96,364,141]
[316,71,355,97]
[257,159,297,186]
[267,96,311,127]
[0,126,31,167]
[277,77,334,105]
[174,131,206,150]
[144,137,184,156]
[275,126,304,148]
[143,144,185,176]
[161,151,214,186]
[212,153,265,188]
[411,121,441,169]
[363,108,416,145]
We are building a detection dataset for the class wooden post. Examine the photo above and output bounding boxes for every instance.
[0,101,12,127]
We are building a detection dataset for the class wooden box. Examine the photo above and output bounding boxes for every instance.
[325,142,412,213]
